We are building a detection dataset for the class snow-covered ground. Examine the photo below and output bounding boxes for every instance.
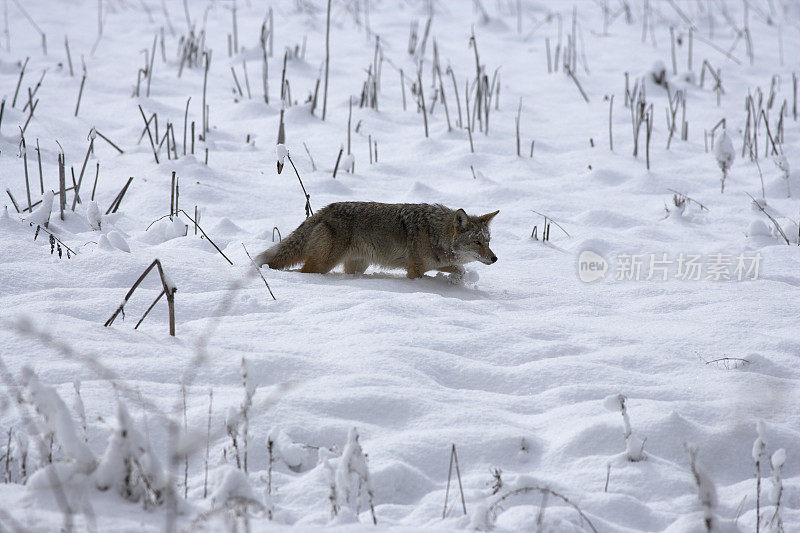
[1,1,799,531]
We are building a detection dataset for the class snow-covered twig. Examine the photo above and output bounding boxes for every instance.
[443,443,467,517]
[753,420,766,533]
[768,448,785,531]
[685,443,717,532]
[104,259,177,336]
[334,428,377,524]
[747,193,791,245]
[484,486,598,533]
[603,394,645,461]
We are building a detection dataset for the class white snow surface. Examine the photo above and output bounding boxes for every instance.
[1,1,799,531]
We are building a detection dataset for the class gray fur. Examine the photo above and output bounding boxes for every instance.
[256,202,498,278]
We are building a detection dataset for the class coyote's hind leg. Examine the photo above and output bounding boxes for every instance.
[300,223,347,274]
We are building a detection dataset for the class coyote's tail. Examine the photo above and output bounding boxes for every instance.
[254,216,316,269]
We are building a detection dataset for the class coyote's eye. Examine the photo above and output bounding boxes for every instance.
[474,240,481,245]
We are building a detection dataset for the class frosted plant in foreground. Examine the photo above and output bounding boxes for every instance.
[268,428,305,472]
[208,465,263,511]
[86,200,101,230]
[753,420,767,532]
[276,143,288,174]
[22,368,96,473]
[768,448,785,532]
[194,465,265,531]
[603,393,645,461]
[332,427,376,524]
[650,60,667,87]
[685,443,718,532]
[773,153,790,198]
[225,407,243,470]
[714,130,735,193]
[320,446,339,519]
[94,402,166,506]
[25,191,54,229]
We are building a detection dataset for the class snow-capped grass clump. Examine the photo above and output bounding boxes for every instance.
[773,153,790,198]
[332,428,376,524]
[714,130,735,193]
[603,393,646,462]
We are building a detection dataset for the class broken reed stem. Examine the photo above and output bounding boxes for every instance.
[12,57,28,108]
[91,163,100,201]
[546,37,552,73]
[138,105,160,164]
[260,18,269,103]
[183,97,190,155]
[5,189,20,213]
[106,177,133,214]
[72,135,95,211]
[65,36,74,76]
[446,67,462,128]
[70,167,80,210]
[35,139,43,194]
[747,193,790,244]
[347,97,352,155]
[170,171,176,219]
[286,154,313,217]
[242,244,276,300]
[322,0,331,120]
[173,209,231,264]
[464,80,474,152]
[231,66,243,97]
[146,33,157,97]
[242,58,251,99]
[436,67,451,132]
[303,142,317,171]
[567,69,589,103]
[182,384,189,498]
[104,259,176,336]
[608,94,614,150]
[74,69,86,117]
[515,98,521,156]
[400,69,407,111]
[670,27,677,75]
[95,130,124,154]
[645,104,654,170]
[58,152,66,220]
[203,389,212,499]
[332,147,343,178]
[18,133,31,212]
[134,290,165,330]
[418,69,428,138]
[202,51,210,136]
[442,444,467,518]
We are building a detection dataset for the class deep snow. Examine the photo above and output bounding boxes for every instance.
[1,1,799,531]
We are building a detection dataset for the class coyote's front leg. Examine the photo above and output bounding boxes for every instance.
[437,265,466,284]
[406,259,425,279]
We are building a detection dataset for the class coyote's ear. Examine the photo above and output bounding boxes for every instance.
[480,210,499,224]
[454,209,469,229]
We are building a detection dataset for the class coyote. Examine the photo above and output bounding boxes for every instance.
[255,202,498,279]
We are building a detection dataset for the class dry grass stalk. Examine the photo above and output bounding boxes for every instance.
[104,259,177,336]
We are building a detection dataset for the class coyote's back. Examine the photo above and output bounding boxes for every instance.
[256,202,498,279]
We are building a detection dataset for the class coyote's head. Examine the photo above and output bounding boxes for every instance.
[452,209,499,265]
